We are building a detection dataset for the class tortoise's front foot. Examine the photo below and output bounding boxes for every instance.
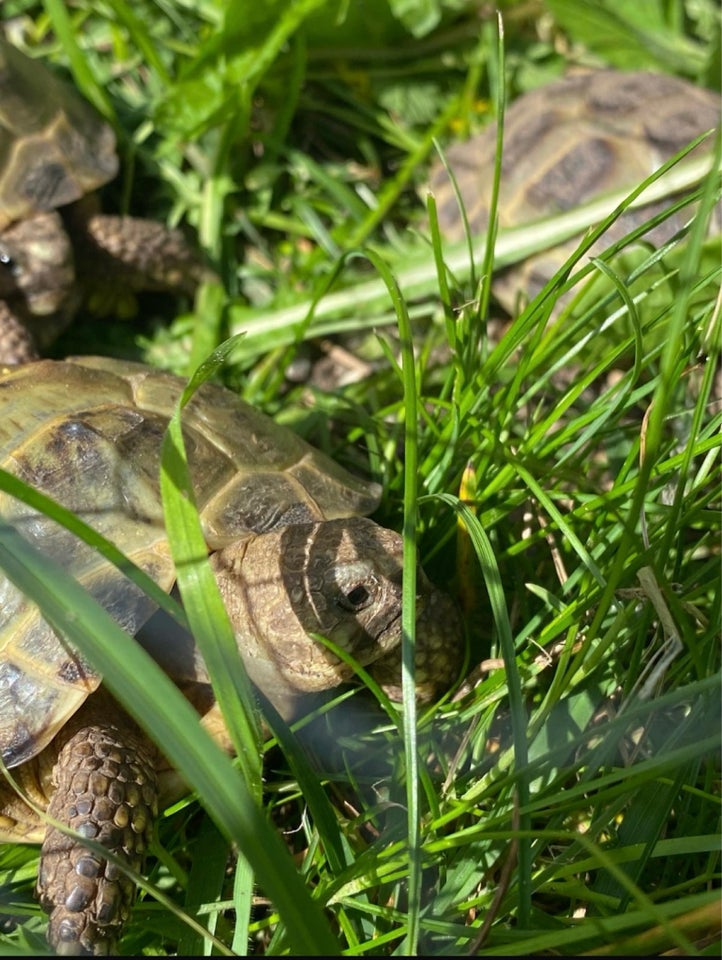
[38,710,158,955]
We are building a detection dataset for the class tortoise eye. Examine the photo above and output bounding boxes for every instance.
[0,248,20,281]
[338,583,373,612]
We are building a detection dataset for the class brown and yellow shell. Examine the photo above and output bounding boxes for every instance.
[0,357,380,773]
[0,35,117,231]
[430,70,721,309]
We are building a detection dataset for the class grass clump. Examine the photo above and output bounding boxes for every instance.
[0,0,719,955]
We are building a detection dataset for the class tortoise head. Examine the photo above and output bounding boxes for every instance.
[0,212,76,328]
[209,516,462,717]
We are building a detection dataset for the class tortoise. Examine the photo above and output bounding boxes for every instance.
[0,356,462,954]
[0,36,207,364]
[428,70,721,312]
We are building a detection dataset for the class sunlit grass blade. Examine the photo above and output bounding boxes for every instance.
[357,246,423,954]
[160,340,263,787]
[0,523,339,954]
[42,0,116,116]
[438,494,532,926]
[227,145,719,360]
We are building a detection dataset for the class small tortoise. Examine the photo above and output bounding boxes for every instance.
[429,70,721,311]
[0,36,206,363]
[0,356,461,954]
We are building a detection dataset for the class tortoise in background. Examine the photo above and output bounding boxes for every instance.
[0,36,207,363]
[0,356,462,954]
[429,70,720,312]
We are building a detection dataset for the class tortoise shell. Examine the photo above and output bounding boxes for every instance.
[0,356,380,772]
[0,36,117,231]
[430,70,721,309]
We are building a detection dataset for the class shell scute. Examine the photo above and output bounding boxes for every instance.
[429,70,720,309]
[0,356,380,773]
[0,38,117,229]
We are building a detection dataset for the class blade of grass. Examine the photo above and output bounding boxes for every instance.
[475,13,505,332]
[160,340,263,787]
[439,495,532,927]
[0,523,339,954]
[41,0,116,117]
[178,818,230,955]
[228,147,718,356]
[159,339,268,948]
[359,247,422,954]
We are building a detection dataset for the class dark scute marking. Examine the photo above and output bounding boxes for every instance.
[20,160,69,210]
[589,75,647,112]
[237,496,317,535]
[57,655,94,685]
[114,411,166,456]
[502,112,559,174]
[3,722,38,769]
[51,418,91,443]
[214,471,319,537]
[527,138,615,210]
[645,109,720,153]
[35,418,103,481]
[589,72,685,113]
[261,501,317,532]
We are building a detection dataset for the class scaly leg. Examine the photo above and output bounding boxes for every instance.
[37,698,159,955]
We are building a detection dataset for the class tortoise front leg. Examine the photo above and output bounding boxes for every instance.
[73,210,213,311]
[38,698,159,956]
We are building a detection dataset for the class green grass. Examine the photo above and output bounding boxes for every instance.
[0,0,720,955]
